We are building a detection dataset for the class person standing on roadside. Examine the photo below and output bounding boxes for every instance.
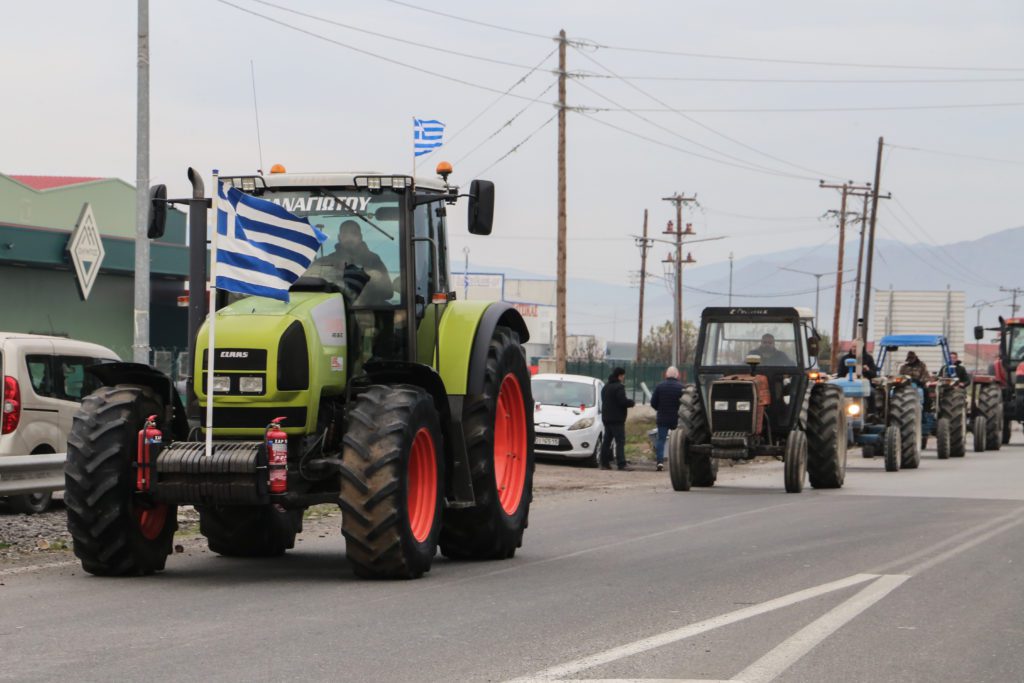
[599,367,635,471]
[650,366,684,471]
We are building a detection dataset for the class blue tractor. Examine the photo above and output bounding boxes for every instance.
[875,334,972,459]
[831,354,921,472]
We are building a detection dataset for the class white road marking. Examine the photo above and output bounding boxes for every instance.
[508,573,879,682]
[902,513,1024,576]
[733,574,910,683]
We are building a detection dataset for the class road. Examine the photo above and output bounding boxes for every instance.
[2,443,1023,683]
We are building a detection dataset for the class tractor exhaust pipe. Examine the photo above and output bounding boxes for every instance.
[186,167,207,416]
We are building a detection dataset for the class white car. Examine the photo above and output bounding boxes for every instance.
[531,373,604,466]
[1,333,119,513]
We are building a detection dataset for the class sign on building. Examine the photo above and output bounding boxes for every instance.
[67,203,105,300]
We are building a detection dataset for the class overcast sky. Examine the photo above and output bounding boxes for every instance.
[4,1,1022,300]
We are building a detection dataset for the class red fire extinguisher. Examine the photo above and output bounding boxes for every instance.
[136,414,162,492]
[266,417,288,494]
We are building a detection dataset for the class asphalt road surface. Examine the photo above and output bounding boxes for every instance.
[3,442,1023,683]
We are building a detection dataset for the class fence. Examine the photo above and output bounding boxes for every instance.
[564,360,695,404]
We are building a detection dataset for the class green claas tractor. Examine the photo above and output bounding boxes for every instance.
[64,165,534,579]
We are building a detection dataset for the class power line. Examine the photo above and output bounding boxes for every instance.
[574,74,1024,84]
[576,111,811,181]
[471,112,558,177]
[381,0,554,39]
[213,0,561,106]
[570,44,843,181]
[700,207,821,221]
[452,79,558,165]
[886,143,1024,166]
[584,101,1024,113]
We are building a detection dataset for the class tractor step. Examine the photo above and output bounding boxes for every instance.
[153,441,269,506]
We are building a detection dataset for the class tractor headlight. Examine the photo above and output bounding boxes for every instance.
[847,402,862,417]
[212,375,231,394]
[568,417,594,431]
[714,401,729,410]
[239,376,264,394]
[735,401,752,411]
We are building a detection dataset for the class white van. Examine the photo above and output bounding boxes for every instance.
[1,333,120,513]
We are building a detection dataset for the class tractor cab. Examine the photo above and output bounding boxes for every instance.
[695,307,820,442]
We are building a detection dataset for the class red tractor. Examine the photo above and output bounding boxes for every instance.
[989,316,1024,445]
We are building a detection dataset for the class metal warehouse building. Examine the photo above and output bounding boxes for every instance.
[0,173,189,366]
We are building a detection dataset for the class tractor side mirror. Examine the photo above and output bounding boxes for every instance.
[807,336,820,358]
[468,179,494,235]
[974,325,985,341]
[147,184,168,239]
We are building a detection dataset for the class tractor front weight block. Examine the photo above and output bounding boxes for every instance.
[154,441,269,506]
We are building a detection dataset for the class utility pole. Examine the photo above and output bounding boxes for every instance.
[820,180,870,371]
[662,193,699,366]
[1000,286,1024,317]
[555,29,568,373]
[862,137,884,347]
[634,209,650,368]
[728,252,734,306]
[133,0,151,364]
[851,191,870,339]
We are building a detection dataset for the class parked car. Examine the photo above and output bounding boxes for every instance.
[531,373,604,466]
[1,333,119,513]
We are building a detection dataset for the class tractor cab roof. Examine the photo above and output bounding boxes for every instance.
[701,307,814,322]
[878,334,948,349]
[256,171,450,193]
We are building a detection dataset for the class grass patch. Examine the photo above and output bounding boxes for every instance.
[625,414,657,462]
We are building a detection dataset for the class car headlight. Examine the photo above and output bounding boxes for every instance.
[568,417,594,431]
[239,376,264,394]
[212,375,231,394]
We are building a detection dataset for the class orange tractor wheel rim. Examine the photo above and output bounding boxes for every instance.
[493,373,527,515]
[407,427,438,543]
[135,503,169,541]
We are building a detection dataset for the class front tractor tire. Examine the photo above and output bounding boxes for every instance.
[784,430,808,493]
[978,384,1002,451]
[339,385,444,579]
[670,386,716,491]
[940,386,967,458]
[806,383,846,489]
[441,326,534,560]
[972,416,987,453]
[64,385,177,576]
[883,424,902,472]
[892,385,922,470]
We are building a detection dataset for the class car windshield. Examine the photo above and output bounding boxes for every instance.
[263,188,403,307]
[701,321,799,367]
[532,379,595,407]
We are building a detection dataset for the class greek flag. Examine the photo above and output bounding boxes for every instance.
[414,117,445,157]
[215,182,327,302]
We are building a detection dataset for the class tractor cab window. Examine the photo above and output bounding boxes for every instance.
[1009,327,1024,362]
[700,321,799,367]
[412,198,452,316]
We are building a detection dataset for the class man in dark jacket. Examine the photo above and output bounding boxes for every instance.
[839,348,878,380]
[941,351,971,385]
[599,367,635,470]
[649,366,684,471]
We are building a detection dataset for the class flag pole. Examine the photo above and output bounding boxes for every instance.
[205,170,220,458]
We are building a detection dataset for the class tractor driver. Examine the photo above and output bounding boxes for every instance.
[749,333,794,366]
[308,220,394,305]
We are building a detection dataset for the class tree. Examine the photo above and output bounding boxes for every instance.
[641,320,696,365]
[567,335,605,361]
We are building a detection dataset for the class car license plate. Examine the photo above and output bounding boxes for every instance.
[535,436,559,446]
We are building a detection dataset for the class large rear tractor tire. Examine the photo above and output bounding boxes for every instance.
[64,385,177,576]
[440,326,534,561]
[677,386,716,487]
[784,430,808,493]
[883,425,902,472]
[936,417,951,459]
[972,415,987,452]
[806,383,846,489]
[940,386,967,457]
[199,505,302,557]
[340,385,445,579]
[892,385,922,470]
[978,384,1002,451]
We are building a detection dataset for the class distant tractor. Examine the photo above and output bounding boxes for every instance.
[668,307,846,494]
[875,335,981,459]
[831,357,921,473]
[989,316,1024,445]
[64,165,535,579]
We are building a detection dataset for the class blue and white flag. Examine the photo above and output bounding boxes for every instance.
[413,117,445,157]
[215,182,328,302]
